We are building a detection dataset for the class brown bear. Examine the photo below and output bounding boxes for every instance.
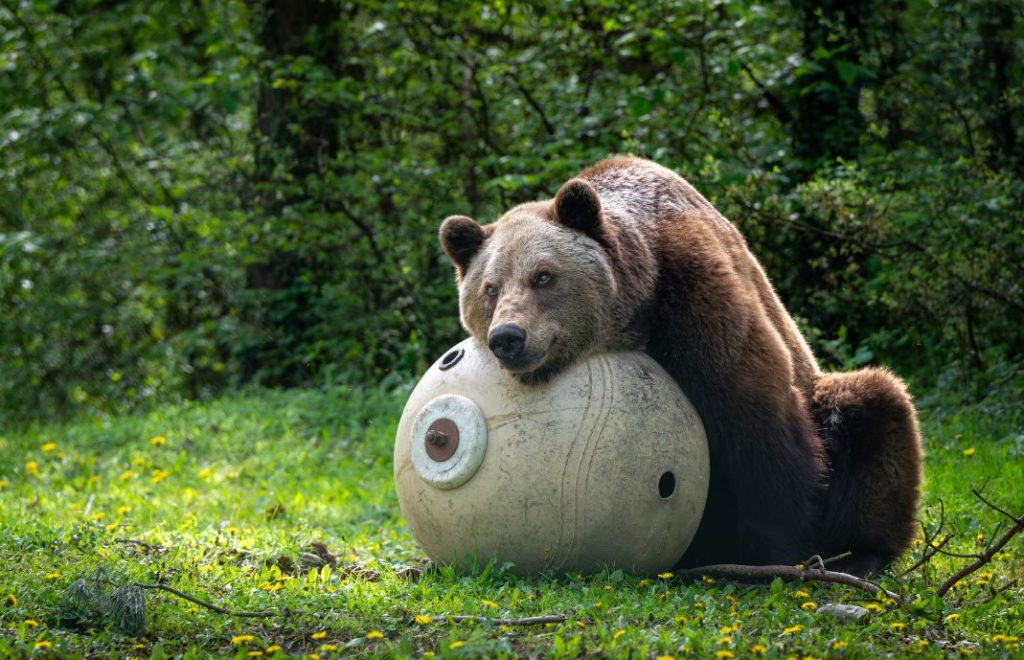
[439,157,922,576]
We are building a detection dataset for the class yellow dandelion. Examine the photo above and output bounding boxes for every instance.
[675,615,688,624]
[658,572,674,579]
[232,635,257,645]
[423,653,435,658]
[944,613,959,623]
[88,512,105,521]
[593,601,604,608]
[133,644,146,649]
[41,442,57,452]
[864,603,883,613]
[719,624,739,634]
[414,614,432,625]
[718,636,733,644]
[119,470,136,482]
[25,461,39,476]
[248,653,264,658]
[638,579,651,587]
[45,572,60,579]
[481,599,498,608]
[366,631,384,640]
[750,644,767,655]
[105,522,119,533]
[4,593,16,606]
[34,641,53,650]
[613,630,626,640]
[782,624,803,635]
[318,644,338,651]
[918,639,931,646]
[306,655,319,660]
[702,575,716,585]
[23,619,39,627]
[149,435,166,446]
[310,631,327,640]
[131,456,145,466]
[975,533,985,545]
[792,590,810,599]
[962,447,975,457]
[714,651,735,660]
[891,622,906,631]
[265,646,282,654]
[656,656,675,660]
[912,537,924,546]
[832,640,848,650]
[259,582,282,592]
[197,467,213,480]
[117,506,131,515]
[449,640,465,649]
[802,656,819,660]
[801,601,817,611]
[0,478,7,489]
[151,468,169,484]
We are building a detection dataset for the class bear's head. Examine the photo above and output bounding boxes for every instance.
[439,178,619,384]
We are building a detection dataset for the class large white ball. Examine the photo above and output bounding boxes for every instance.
[393,338,709,576]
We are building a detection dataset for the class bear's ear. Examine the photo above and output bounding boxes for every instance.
[439,215,487,277]
[554,178,606,242]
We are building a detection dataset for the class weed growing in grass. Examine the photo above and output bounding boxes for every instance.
[0,385,1021,657]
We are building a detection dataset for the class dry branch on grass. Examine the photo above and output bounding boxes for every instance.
[427,614,567,626]
[674,561,902,604]
[935,487,1024,598]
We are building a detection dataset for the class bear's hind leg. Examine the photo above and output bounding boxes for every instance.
[811,368,923,576]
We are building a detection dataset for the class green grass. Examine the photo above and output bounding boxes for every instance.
[0,384,1021,659]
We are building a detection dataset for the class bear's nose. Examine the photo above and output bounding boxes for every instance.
[488,324,526,362]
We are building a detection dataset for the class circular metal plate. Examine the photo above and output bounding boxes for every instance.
[424,418,460,462]
[409,394,487,489]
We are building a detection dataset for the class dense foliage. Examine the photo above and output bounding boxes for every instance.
[2,0,1021,424]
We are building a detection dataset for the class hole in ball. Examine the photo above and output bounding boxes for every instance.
[438,347,465,371]
[658,471,676,499]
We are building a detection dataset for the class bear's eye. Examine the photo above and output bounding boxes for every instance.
[485,284,498,299]
[532,271,554,288]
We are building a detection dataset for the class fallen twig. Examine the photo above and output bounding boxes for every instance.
[134,583,280,618]
[674,563,902,604]
[902,499,954,576]
[972,578,1018,606]
[428,614,566,626]
[936,488,1024,598]
[799,552,852,570]
[113,538,165,553]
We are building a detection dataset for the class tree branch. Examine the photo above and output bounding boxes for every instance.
[134,583,280,618]
[427,614,566,626]
[674,563,901,604]
[936,492,1024,598]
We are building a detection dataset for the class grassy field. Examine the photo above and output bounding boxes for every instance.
[0,383,1021,659]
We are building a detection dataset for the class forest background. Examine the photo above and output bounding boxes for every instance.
[1,0,1021,427]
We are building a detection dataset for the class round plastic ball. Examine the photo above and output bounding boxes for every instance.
[393,337,709,576]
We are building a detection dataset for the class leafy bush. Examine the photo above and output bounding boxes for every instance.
[1,0,1020,424]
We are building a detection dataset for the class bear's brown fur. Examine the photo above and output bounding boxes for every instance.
[439,157,922,575]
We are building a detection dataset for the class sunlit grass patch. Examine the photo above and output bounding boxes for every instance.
[0,385,1021,658]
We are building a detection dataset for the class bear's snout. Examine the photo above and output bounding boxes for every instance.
[488,323,527,364]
